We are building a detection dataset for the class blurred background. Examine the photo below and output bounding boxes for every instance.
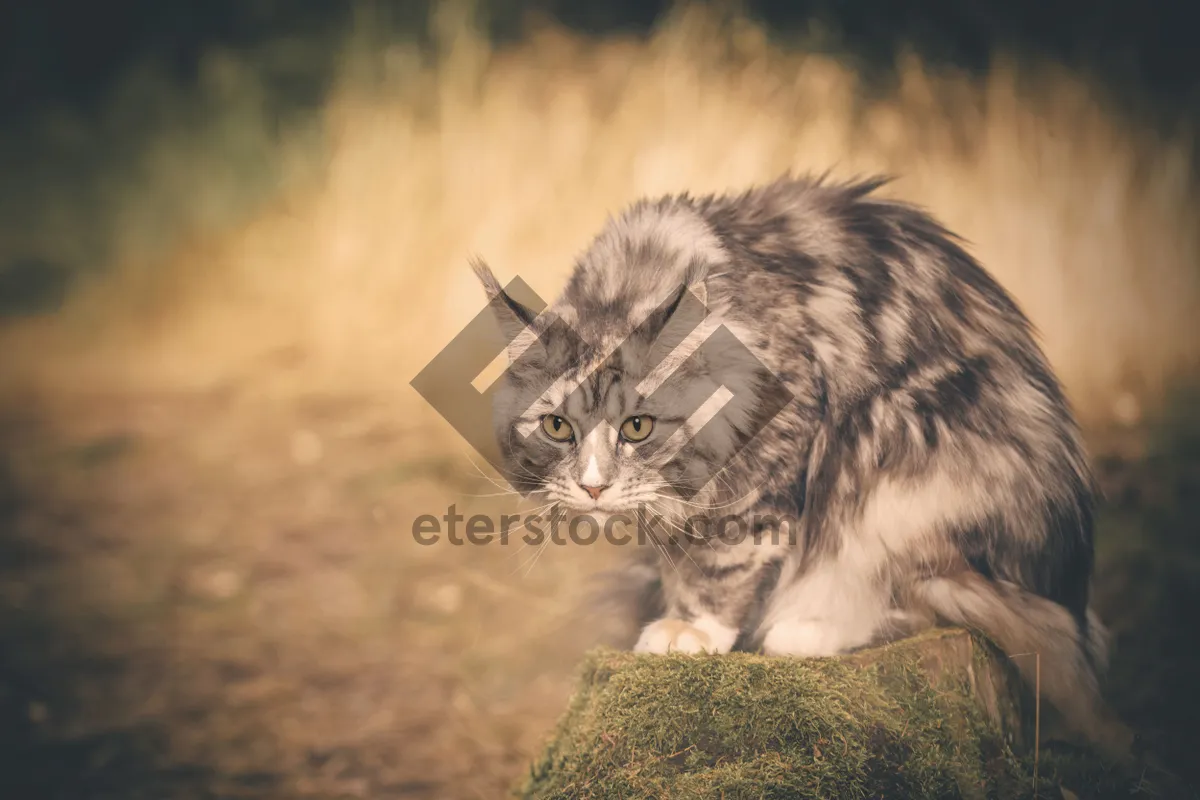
[0,0,1198,797]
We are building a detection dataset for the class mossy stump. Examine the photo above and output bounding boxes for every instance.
[519,628,1035,799]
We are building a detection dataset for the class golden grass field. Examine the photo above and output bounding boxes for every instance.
[0,3,1198,797]
[5,2,1199,421]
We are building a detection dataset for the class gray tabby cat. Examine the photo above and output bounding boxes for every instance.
[472,174,1129,753]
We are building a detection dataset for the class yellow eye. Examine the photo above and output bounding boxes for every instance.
[541,415,574,442]
[620,415,654,442]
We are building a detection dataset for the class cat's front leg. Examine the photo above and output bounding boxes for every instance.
[634,615,740,655]
[634,535,774,655]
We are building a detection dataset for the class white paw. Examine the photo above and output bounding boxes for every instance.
[634,619,715,655]
[761,619,848,657]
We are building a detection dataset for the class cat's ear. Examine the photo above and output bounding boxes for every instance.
[471,258,544,364]
[472,258,538,332]
[643,278,708,345]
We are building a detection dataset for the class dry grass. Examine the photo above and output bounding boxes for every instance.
[0,2,1199,798]
[2,1,1197,424]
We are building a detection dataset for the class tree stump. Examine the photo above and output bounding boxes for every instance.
[516,628,1175,799]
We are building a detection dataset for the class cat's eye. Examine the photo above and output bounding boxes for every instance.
[541,415,574,442]
[620,415,655,442]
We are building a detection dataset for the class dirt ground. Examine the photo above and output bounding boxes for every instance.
[0,375,1198,799]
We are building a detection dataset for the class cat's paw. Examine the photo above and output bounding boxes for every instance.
[634,619,714,655]
[761,619,847,657]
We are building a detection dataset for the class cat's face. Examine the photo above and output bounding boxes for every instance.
[493,334,715,517]
[475,262,767,525]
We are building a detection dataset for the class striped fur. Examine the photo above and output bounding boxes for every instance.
[474,174,1130,754]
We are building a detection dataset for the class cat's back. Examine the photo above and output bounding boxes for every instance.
[565,176,1045,380]
[694,175,1019,310]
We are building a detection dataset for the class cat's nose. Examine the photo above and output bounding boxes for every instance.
[580,483,608,501]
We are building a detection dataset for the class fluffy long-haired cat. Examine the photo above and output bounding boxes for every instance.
[472,175,1130,754]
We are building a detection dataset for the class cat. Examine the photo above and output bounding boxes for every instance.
[472,174,1131,755]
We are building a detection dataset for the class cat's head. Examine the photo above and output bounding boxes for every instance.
[472,256,772,526]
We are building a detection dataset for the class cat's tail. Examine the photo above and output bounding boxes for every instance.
[912,572,1134,759]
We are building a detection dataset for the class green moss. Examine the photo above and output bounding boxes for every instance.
[518,629,1026,799]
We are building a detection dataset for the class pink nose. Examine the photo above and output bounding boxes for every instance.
[581,484,607,501]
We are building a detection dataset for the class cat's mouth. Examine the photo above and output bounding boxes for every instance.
[556,492,642,518]
[563,499,621,516]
